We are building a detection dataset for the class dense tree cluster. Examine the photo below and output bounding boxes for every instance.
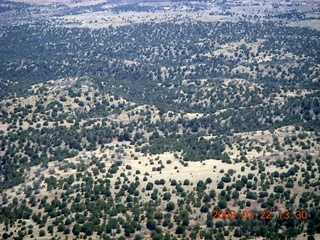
[0,7,320,239]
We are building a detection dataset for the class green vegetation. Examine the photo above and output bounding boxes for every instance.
[0,0,320,239]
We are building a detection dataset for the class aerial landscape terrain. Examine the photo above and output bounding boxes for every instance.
[0,0,320,239]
